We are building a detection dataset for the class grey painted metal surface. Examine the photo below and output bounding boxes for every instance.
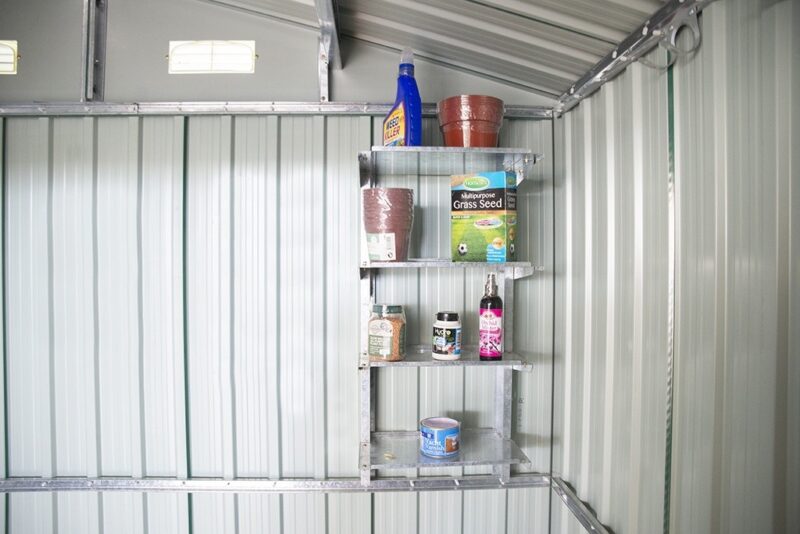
[0,0,671,103]
[223,0,662,97]
[97,0,556,105]
[670,1,800,533]
[104,0,320,102]
[1,115,553,532]
[0,0,85,101]
[552,49,670,534]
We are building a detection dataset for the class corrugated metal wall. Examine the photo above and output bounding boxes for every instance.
[0,115,554,533]
[551,49,670,534]
[670,1,800,533]
[552,1,799,533]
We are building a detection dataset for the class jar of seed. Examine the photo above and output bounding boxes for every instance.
[368,304,406,361]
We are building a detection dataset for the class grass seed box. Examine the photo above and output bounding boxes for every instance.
[451,171,517,262]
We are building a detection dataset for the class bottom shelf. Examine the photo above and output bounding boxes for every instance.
[370,428,530,470]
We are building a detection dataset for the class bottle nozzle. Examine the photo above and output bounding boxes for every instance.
[485,273,498,297]
[400,47,414,66]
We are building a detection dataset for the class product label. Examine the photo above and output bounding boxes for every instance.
[366,232,397,261]
[451,171,517,263]
[478,308,503,357]
[432,326,462,356]
[420,426,460,457]
[368,319,394,356]
[383,104,406,146]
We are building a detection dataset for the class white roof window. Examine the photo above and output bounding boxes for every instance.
[168,40,256,74]
[0,41,18,75]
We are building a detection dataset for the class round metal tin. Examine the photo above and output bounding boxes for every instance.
[419,417,460,458]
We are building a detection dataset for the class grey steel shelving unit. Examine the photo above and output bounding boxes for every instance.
[358,146,542,486]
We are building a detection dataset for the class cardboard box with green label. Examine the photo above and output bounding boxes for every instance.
[451,171,517,262]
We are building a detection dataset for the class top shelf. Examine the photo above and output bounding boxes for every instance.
[361,146,543,182]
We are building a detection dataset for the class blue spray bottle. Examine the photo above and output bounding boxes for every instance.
[382,48,422,146]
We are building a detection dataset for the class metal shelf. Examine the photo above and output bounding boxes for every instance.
[361,146,543,183]
[358,146,537,486]
[361,345,532,372]
[360,259,541,280]
[370,428,530,470]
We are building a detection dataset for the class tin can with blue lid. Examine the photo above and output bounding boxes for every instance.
[420,417,460,458]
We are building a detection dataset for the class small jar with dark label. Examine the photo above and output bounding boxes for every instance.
[432,311,461,360]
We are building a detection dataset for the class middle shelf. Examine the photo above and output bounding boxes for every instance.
[361,345,533,372]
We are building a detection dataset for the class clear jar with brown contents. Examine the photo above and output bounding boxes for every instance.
[368,304,406,361]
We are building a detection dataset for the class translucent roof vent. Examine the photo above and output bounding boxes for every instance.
[168,40,256,74]
[0,41,18,75]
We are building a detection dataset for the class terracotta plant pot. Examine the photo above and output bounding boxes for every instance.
[363,188,414,261]
[437,95,505,147]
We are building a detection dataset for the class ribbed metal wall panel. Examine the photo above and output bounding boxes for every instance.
[0,117,5,534]
[5,117,54,534]
[671,1,799,533]
[2,114,552,533]
[95,117,146,534]
[552,50,670,534]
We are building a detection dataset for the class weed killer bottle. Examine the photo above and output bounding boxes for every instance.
[479,273,503,360]
[382,48,422,146]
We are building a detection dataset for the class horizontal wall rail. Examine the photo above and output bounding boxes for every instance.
[0,101,553,119]
[0,474,549,493]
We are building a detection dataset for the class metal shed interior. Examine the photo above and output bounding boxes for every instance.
[0,0,797,533]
